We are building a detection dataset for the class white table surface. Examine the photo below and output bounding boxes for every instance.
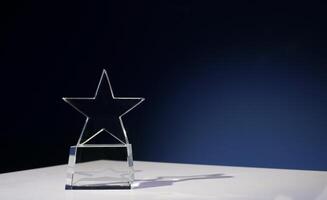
[0,161,327,200]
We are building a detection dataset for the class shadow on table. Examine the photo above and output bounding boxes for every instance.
[133,173,233,189]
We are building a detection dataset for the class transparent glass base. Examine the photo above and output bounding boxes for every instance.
[65,144,134,190]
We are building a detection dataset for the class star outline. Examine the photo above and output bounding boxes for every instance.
[63,69,144,146]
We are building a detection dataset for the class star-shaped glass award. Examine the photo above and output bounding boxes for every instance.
[63,69,144,190]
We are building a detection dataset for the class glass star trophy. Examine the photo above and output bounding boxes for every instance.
[63,69,144,190]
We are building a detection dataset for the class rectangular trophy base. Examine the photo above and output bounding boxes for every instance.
[65,184,131,190]
[65,144,134,190]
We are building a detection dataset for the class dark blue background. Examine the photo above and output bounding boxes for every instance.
[1,1,327,172]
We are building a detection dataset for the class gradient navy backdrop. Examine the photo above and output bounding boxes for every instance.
[1,1,327,172]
